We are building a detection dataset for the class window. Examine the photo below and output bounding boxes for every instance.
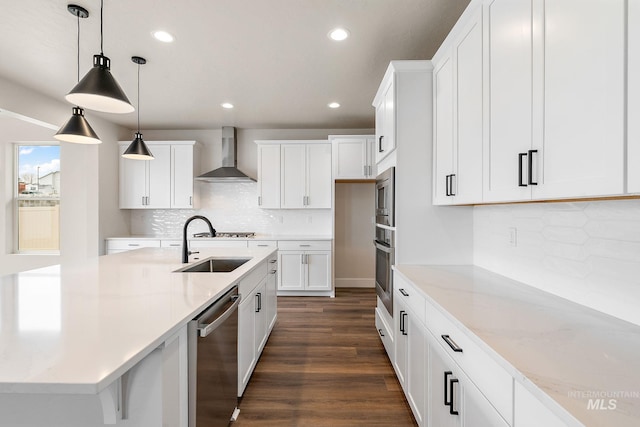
[15,144,60,253]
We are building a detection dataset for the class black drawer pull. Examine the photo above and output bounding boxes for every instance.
[528,149,538,185]
[399,288,409,297]
[379,135,384,152]
[518,152,527,187]
[441,334,463,352]
[378,328,385,337]
[444,371,453,407]
[449,378,459,415]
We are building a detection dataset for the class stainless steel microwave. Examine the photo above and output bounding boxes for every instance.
[375,167,395,227]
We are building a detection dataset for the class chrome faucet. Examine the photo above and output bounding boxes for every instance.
[182,215,216,263]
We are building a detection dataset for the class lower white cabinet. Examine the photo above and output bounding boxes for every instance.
[277,240,332,295]
[428,335,509,427]
[394,288,427,426]
[105,238,161,254]
[237,258,277,397]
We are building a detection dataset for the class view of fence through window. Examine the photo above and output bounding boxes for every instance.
[16,145,60,252]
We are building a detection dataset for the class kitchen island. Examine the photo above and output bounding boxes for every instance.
[0,247,276,426]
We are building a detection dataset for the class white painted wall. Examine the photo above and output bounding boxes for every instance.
[474,200,640,327]
[334,182,375,288]
[0,77,129,274]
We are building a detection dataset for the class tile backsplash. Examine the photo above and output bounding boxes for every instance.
[474,199,640,326]
[130,181,332,237]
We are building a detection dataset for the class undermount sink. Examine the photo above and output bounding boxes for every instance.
[175,257,251,273]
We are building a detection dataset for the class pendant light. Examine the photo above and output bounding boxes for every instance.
[55,4,101,144]
[65,0,134,114]
[122,56,154,160]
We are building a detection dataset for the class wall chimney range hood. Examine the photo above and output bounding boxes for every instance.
[196,126,255,182]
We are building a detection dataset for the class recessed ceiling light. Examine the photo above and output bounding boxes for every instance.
[328,102,341,109]
[152,30,175,43]
[328,28,350,41]
[221,103,234,109]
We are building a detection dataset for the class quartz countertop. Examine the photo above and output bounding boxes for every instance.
[106,235,332,241]
[0,247,276,395]
[394,265,640,427]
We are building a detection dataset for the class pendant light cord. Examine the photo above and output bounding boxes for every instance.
[100,0,104,55]
[137,63,141,132]
[76,13,80,82]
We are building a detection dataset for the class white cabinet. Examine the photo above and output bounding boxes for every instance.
[256,141,332,209]
[280,143,332,209]
[331,135,376,180]
[373,78,396,164]
[277,240,332,294]
[237,260,274,397]
[393,285,427,426]
[265,254,278,332]
[514,382,568,427]
[628,0,640,194]
[105,238,161,254]
[482,0,625,202]
[119,141,196,209]
[257,144,281,208]
[433,3,483,205]
[428,336,510,427]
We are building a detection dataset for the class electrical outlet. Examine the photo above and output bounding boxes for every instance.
[509,227,517,247]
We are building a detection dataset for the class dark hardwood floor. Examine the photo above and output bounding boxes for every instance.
[234,288,417,427]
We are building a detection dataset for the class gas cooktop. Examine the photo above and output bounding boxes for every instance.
[193,232,256,238]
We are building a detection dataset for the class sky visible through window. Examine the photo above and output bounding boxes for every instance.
[18,145,60,187]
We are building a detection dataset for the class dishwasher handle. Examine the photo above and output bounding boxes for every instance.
[198,294,241,338]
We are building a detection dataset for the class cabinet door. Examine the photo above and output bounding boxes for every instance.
[332,138,367,179]
[280,144,306,208]
[146,145,171,208]
[461,371,510,427]
[428,340,459,427]
[254,279,268,353]
[306,144,332,208]
[483,0,533,202]
[365,137,377,177]
[433,54,455,205]
[171,145,193,208]
[407,314,426,426]
[454,5,483,204]
[533,0,624,199]
[629,0,640,193]
[278,252,304,291]
[265,258,278,331]
[393,298,408,388]
[257,144,281,208]
[306,251,331,291]
[382,81,396,155]
[238,296,256,396]
[119,145,147,208]
[374,98,385,165]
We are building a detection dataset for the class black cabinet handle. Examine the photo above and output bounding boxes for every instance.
[445,174,451,196]
[450,174,456,196]
[444,371,453,407]
[402,312,408,335]
[518,152,527,187]
[255,293,262,312]
[379,136,384,152]
[378,328,385,337]
[399,310,407,335]
[399,288,409,297]
[449,378,459,415]
[528,149,538,185]
[441,334,463,352]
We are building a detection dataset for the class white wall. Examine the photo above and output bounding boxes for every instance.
[474,200,640,327]
[334,182,375,288]
[0,77,129,274]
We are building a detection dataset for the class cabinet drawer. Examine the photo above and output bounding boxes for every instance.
[106,239,161,250]
[190,240,248,248]
[277,240,331,251]
[375,306,394,361]
[426,299,513,423]
[239,261,268,297]
[394,274,426,325]
[248,240,278,249]
[161,239,182,248]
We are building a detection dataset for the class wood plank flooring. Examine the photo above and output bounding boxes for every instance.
[234,288,417,427]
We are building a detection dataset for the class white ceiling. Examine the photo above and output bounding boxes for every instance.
[0,0,470,130]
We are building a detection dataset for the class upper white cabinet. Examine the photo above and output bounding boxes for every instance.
[433,2,483,205]
[256,141,332,209]
[482,0,625,203]
[257,144,281,208]
[373,76,396,164]
[330,135,376,180]
[119,141,196,209]
[628,0,640,194]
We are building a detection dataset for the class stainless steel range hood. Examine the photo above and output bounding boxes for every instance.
[196,126,255,182]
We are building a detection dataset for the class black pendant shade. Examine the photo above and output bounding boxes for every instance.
[123,132,154,160]
[66,54,134,114]
[55,106,101,144]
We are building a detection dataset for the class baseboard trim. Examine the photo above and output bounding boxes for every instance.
[335,278,375,288]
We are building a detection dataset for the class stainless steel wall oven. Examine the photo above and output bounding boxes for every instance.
[374,226,395,314]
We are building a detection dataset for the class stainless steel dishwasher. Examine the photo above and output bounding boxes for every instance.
[188,286,241,427]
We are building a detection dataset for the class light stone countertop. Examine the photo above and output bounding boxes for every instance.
[394,265,640,427]
[0,247,276,395]
[106,235,333,241]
